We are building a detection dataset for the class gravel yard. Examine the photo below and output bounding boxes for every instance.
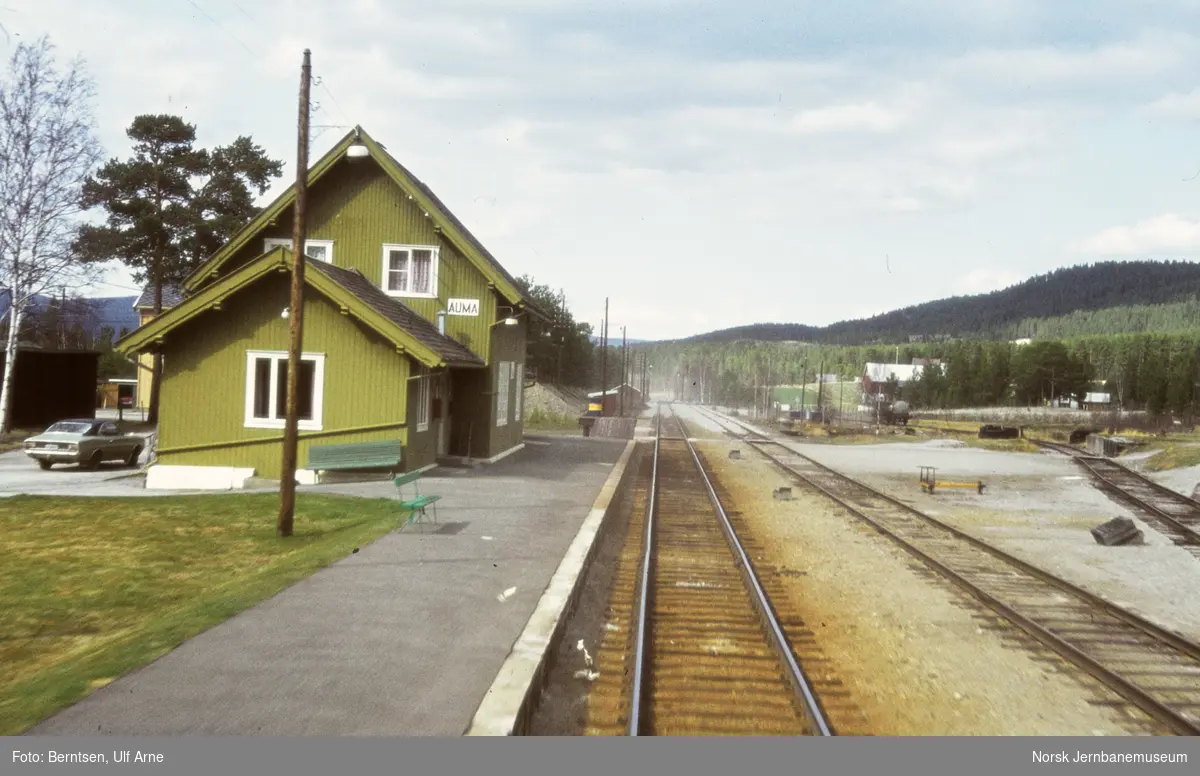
[1142,463,1200,499]
[669,402,732,440]
[696,439,1149,735]
[777,439,1200,642]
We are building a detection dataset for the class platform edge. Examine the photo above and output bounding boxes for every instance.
[463,437,640,736]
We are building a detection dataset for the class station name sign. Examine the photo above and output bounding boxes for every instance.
[447,298,479,316]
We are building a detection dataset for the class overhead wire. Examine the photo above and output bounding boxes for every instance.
[180,0,256,58]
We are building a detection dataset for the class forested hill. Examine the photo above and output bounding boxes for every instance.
[676,260,1200,346]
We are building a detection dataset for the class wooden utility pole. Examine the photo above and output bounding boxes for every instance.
[620,325,627,417]
[600,298,608,413]
[799,358,807,416]
[556,289,565,385]
[816,361,825,419]
[278,48,312,538]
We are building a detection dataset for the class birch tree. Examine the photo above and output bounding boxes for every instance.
[0,36,102,434]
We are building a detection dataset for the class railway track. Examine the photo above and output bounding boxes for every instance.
[1029,439,1200,558]
[683,404,1200,736]
[608,405,836,736]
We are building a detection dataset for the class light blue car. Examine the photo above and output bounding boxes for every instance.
[23,419,144,470]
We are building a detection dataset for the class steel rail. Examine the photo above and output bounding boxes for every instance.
[673,406,834,736]
[626,406,661,736]
[699,407,1200,659]
[691,405,1200,736]
[1029,439,1200,546]
[626,403,835,736]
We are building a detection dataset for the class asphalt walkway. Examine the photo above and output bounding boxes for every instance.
[25,433,628,736]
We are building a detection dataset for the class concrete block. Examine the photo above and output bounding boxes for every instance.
[1090,517,1143,546]
[772,486,792,501]
[145,465,256,491]
[728,449,742,460]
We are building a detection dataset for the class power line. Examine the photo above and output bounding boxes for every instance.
[181,0,256,58]
[313,74,352,126]
[226,0,258,23]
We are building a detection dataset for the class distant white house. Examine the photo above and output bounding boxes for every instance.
[862,362,924,400]
[1051,392,1113,410]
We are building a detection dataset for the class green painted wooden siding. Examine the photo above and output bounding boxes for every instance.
[214,161,498,364]
[155,271,415,478]
[403,370,444,470]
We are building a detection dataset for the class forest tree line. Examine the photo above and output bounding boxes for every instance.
[676,261,1200,347]
[638,332,1200,419]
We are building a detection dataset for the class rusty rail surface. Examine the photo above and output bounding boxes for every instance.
[689,404,1200,736]
[622,403,834,736]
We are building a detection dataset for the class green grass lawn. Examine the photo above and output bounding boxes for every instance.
[1139,443,1200,472]
[0,493,402,735]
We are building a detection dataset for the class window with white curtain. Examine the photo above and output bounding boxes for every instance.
[382,244,438,297]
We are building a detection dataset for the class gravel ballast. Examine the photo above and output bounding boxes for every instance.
[696,439,1158,735]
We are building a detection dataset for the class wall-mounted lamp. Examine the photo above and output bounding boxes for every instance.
[436,310,447,335]
[281,308,290,319]
[346,142,369,159]
[492,306,521,328]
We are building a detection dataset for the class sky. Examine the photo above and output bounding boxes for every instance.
[4,0,1200,340]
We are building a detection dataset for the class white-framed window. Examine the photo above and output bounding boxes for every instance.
[264,238,334,264]
[382,244,439,298]
[244,350,325,431]
[496,361,510,427]
[414,368,431,433]
[514,363,523,422]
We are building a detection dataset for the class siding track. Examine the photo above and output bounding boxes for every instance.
[1030,439,1200,558]
[689,405,1200,736]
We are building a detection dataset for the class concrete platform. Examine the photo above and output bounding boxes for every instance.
[24,434,631,737]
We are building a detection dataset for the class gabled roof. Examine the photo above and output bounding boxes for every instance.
[116,247,485,369]
[587,384,642,398]
[180,126,546,321]
[306,261,482,367]
[133,284,185,311]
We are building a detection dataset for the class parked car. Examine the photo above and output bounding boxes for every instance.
[22,419,144,470]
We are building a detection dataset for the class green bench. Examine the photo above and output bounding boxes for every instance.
[304,440,404,475]
[394,470,441,528]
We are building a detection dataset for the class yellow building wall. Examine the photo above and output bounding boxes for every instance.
[136,309,154,412]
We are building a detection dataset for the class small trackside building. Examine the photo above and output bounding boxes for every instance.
[586,384,644,416]
[115,126,545,488]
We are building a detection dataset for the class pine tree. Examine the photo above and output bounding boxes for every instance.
[73,115,283,423]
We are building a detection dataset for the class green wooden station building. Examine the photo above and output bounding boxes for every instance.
[116,126,545,489]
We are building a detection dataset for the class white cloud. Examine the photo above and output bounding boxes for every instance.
[792,101,906,134]
[882,196,925,213]
[953,31,1197,85]
[1148,88,1200,119]
[953,268,1023,295]
[1073,213,1200,256]
[10,1,1200,336]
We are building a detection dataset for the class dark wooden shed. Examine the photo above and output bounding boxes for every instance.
[0,348,99,429]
